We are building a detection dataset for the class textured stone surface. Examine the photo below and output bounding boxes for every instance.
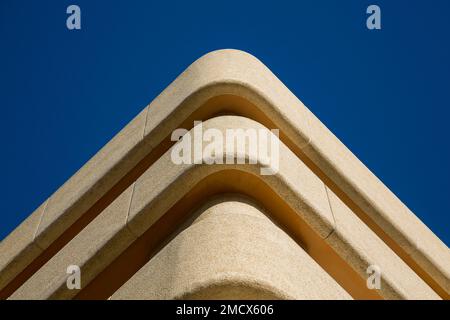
[0,201,46,291]
[10,187,135,300]
[325,188,439,299]
[128,116,334,240]
[402,207,450,294]
[34,107,147,250]
[1,49,448,299]
[143,49,312,150]
[112,196,351,300]
[303,107,450,296]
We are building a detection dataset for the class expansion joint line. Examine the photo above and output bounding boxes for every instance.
[120,104,151,240]
[142,104,150,140]
[125,182,138,239]
[323,182,336,240]
[33,198,50,251]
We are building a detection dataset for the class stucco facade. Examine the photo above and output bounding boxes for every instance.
[0,50,448,300]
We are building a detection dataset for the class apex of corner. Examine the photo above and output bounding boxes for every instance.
[200,48,259,59]
[190,48,266,70]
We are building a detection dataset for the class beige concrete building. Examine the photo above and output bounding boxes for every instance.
[0,50,448,300]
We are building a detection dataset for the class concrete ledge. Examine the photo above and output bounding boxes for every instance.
[0,49,314,292]
[112,195,352,300]
[325,188,439,299]
[8,116,333,299]
[7,116,439,299]
[128,116,334,240]
[303,107,450,296]
[35,107,148,250]
[1,49,448,297]
[0,201,46,291]
[0,108,147,293]
[9,187,136,300]
[142,49,450,296]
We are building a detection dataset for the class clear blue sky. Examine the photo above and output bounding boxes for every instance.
[0,0,449,245]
